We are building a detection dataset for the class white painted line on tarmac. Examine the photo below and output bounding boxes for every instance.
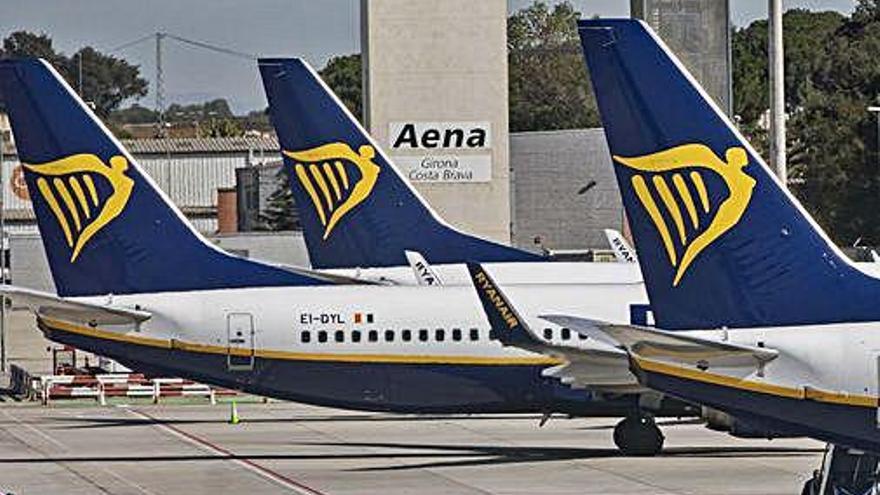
[126,407,328,495]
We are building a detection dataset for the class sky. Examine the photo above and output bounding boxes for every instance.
[0,0,857,114]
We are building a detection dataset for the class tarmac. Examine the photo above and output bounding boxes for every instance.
[0,400,824,495]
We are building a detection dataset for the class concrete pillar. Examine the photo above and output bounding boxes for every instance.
[632,0,732,115]
[362,0,512,242]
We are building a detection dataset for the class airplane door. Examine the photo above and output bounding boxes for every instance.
[227,312,255,371]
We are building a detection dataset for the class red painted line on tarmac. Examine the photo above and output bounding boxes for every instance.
[128,408,329,495]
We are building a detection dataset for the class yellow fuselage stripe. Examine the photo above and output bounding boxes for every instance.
[41,317,562,366]
[634,356,877,408]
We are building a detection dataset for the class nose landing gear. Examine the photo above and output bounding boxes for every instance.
[613,413,665,456]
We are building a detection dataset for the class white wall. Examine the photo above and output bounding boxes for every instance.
[362,0,512,242]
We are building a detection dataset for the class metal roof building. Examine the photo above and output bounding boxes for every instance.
[0,135,281,234]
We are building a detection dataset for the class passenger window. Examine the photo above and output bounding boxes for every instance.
[435,329,445,342]
[368,330,378,342]
[335,330,345,343]
[561,328,571,340]
[301,331,311,343]
[579,332,588,340]
[543,328,553,340]
[318,330,328,343]
[385,329,394,342]
[352,331,362,343]
[419,329,429,342]
[402,329,412,342]
[452,328,462,341]
[469,328,479,341]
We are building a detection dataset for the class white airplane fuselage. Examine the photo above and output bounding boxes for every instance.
[636,323,880,451]
[42,280,656,415]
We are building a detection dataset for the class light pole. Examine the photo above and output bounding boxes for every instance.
[769,0,787,184]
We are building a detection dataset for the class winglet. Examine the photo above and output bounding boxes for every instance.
[466,262,540,348]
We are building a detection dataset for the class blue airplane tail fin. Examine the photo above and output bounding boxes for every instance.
[0,58,326,296]
[577,19,880,329]
[258,58,543,269]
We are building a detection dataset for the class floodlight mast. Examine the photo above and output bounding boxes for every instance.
[769,0,786,185]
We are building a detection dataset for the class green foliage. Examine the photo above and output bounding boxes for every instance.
[165,99,235,121]
[1,31,148,117]
[319,54,362,122]
[109,103,157,124]
[259,166,299,231]
[733,1,880,244]
[507,1,599,132]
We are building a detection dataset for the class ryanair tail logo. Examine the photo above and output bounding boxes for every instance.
[283,143,380,240]
[473,269,520,330]
[24,154,134,263]
[614,144,756,286]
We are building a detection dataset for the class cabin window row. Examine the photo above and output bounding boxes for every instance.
[300,328,481,344]
[298,327,585,344]
[542,327,585,341]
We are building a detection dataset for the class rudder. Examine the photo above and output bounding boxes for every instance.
[0,58,326,296]
[258,58,543,269]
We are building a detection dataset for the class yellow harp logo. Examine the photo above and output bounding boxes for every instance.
[24,154,134,263]
[613,144,756,286]
[283,143,380,240]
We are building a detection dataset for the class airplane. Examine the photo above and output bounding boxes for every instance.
[603,229,637,263]
[471,17,880,461]
[257,57,645,287]
[0,58,690,455]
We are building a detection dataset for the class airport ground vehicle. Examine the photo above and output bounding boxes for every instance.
[803,445,880,495]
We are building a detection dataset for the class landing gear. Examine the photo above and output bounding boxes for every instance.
[613,413,664,456]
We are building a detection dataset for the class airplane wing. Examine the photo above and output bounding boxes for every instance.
[0,286,151,326]
[465,263,641,392]
[541,315,779,369]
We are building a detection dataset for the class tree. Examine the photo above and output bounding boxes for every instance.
[319,54,362,122]
[507,1,600,131]
[732,9,845,126]
[726,1,880,245]
[259,166,299,231]
[109,103,158,124]
[165,98,235,122]
[0,31,148,117]
[2,31,65,67]
[67,47,148,117]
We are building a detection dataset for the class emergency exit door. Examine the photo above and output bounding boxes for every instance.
[226,312,255,371]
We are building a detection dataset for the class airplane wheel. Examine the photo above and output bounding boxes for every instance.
[613,415,664,456]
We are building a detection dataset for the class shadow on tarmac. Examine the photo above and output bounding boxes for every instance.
[0,440,822,471]
[34,414,703,430]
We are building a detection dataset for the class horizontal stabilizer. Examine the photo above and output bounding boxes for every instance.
[541,315,778,369]
[1,286,151,326]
